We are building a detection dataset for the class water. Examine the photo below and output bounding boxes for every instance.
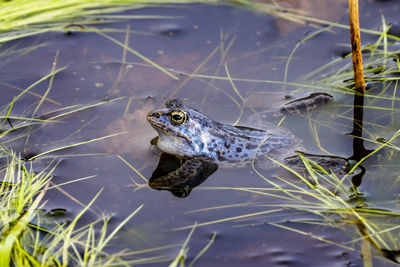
[1,1,400,265]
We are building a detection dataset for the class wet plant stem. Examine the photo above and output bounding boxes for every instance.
[349,0,366,92]
[348,0,370,183]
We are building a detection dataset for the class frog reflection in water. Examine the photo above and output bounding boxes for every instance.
[147,96,348,197]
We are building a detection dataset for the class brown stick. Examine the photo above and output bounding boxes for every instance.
[349,0,366,92]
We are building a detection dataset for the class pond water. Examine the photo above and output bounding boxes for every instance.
[1,0,400,266]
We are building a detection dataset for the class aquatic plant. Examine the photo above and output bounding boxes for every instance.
[0,148,149,266]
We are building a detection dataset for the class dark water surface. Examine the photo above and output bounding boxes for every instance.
[1,1,400,266]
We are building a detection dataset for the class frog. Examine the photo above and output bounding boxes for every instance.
[146,96,349,195]
[147,98,303,168]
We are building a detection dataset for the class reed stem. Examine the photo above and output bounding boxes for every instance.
[349,0,366,92]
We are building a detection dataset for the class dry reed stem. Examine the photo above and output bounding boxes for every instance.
[349,0,366,92]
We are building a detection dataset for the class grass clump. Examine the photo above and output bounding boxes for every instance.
[0,151,54,266]
[0,150,146,266]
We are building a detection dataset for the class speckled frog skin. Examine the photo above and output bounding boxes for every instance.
[147,99,302,168]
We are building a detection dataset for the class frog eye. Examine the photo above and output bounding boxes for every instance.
[169,110,187,125]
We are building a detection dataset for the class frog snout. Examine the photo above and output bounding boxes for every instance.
[147,111,161,122]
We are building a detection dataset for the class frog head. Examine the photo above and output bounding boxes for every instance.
[147,99,215,158]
